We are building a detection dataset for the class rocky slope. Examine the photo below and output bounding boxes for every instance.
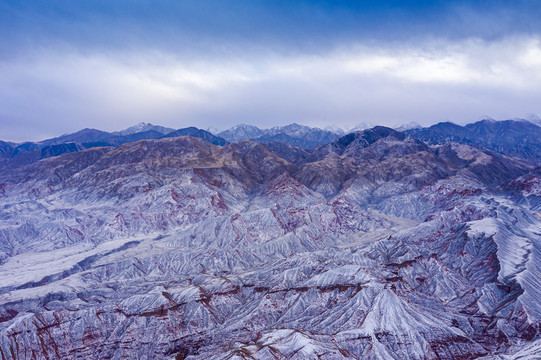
[0,128,540,359]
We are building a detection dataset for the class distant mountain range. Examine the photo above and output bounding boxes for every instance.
[405,119,541,162]
[1,119,540,171]
[0,125,228,169]
[0,123,341,169]
[217,123,341,148]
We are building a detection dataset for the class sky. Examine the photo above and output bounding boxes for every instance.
[1,0,541,142]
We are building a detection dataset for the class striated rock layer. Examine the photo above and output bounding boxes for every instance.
[0,128,540,359]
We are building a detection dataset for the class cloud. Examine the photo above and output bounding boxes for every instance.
[1,34,540,141]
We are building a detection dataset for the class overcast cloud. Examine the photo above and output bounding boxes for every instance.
[1,1,541,141]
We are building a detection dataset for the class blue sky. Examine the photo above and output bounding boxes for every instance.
[1,1,541,141]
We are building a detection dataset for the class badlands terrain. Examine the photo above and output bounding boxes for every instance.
[0,121,541,359]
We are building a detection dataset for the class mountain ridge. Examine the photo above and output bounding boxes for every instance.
[406,119,541,162]
[2,119,540,172]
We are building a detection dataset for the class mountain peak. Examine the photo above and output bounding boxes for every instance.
[112,122,175,136]
[327,126,404,156]
[395,122,422,132]
[163,127,229,146]
[218,124,265,142]
[349,121,377,132]
[323,125,346,135]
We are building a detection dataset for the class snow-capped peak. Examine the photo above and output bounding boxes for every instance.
[112,122,175,136]
[349,121,377,132]
[395,122,422,132]
[323,125,346,135]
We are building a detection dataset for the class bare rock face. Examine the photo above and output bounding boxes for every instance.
[0,129,540,359]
